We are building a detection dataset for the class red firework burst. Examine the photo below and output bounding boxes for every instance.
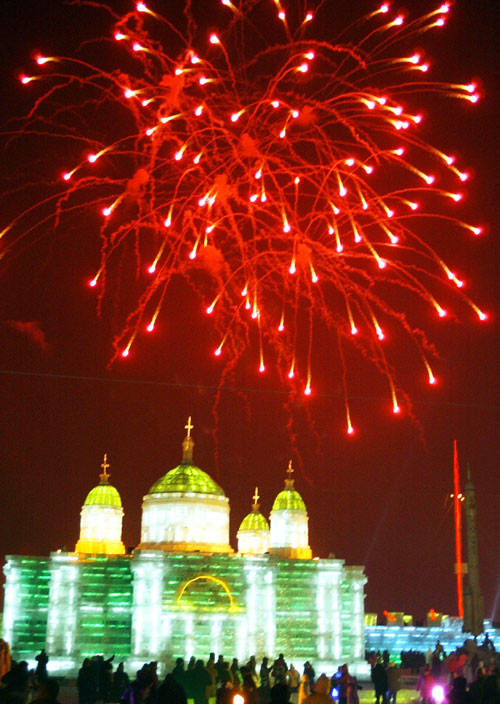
[2,0,488,434]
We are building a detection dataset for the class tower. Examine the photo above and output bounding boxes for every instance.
[75,454,125,555]
[462,465,484,636]
[269,460,312,559]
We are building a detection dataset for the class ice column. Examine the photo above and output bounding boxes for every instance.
[131,551,167,660]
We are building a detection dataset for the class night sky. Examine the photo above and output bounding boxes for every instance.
[1,0,499,626]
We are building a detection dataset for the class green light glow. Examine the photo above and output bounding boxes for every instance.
[149,464,225,495]
[83,484,123,507]
[239,511,269,531]
[272,489,306,511]
[4,553,366,672]
[76,556,133,657]
[3,557,50,659]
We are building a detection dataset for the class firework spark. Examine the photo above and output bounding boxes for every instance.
[2,1,488,433]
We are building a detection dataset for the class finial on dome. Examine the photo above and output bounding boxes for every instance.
[285,460,295,489]
[252,487,260,512]
[99,454,110,485]
[182,417,195,464]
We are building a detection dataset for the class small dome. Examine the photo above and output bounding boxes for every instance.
[84,483,122,508]
[272,489,306,512]
[148,464,225,496]
[82,454,122,508]
[237,487,270,556]
[239,510,269,532]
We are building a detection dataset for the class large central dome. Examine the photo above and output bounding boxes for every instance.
[138,419,232,554]
[148,464,224,496]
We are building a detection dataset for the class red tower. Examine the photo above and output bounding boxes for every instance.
[453,441,464,618]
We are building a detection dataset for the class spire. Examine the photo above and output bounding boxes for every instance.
[182,416,195,464]
[285,460,295,489]
[463,462,484,635]
[99,453,110,485]
[252,487,260,513]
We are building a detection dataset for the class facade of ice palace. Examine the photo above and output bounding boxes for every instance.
[3,420,366,676]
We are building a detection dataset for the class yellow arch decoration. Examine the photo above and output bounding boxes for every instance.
[177,574,237,612]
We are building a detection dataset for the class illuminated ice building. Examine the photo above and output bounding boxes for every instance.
[2,420,367,676]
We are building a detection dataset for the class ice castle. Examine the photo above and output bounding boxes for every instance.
[2,419,366,676]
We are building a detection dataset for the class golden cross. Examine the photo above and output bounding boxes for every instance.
[287,459,294,480]
[185,416,194,438]
[100,453,110,483]
[253,487,260,505]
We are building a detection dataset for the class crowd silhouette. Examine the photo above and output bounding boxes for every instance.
[0,638,499,704]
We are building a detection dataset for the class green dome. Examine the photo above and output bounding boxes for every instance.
[239,511,269,532]
[84,484,122,508]
[148,463,225,496]
[272,489,306,511]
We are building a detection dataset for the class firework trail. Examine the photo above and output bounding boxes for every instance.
[2,0,488,433]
